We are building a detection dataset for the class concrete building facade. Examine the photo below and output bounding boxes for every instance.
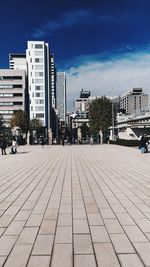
[120,88,148,114]
[0,69,26,126]
[56,72,66,122]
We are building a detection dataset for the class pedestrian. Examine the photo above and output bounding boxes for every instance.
[139,134,146,154]
[0,136,7,155]
[11,137,18,154]
[90,135,94,145]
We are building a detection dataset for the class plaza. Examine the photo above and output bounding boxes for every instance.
[0,144,150,266]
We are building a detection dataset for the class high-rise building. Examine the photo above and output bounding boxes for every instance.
[26,41,50,128]
[56,72,66,122]
[120,88,148,114]
[0,69,26,126]
[50,54,56,109]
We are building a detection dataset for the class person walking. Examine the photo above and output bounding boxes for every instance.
[0,136,7,155]
[139,134,146,154]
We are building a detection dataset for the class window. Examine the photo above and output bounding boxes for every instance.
[13,102,22,105]
[36,113,44,118]
[35,65,43,70]
[35,99,44,104]
[34,51,43,56]
[13,84,22,88]
[35,92,44,98]
[0,85,13,89]
[35,44,43,49]
[35,58,43,63]
[13,93,22,97]
[35,85,44,91]
[35,72,43,77]
[35,79,43,84]
[35,106,44,111]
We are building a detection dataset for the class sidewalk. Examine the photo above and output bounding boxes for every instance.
[0,144,150,266]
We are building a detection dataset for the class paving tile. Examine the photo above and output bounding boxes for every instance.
[118,254,145,267]
[4,244,32,267]
[123,225,148,242]
[110,233,135,253]
[74,234,93,254]
[73,219,89,234]
[14,210,31,221]
[26,214,43,227]
[73,209,86,219]
[0,257,6,267]
[135,218,150,232]
[90,226,110,243]
[55,226,72,243]
[88,213,104,225]
[51,244,72,267]
[39,220,56,235]
[0,235,17,256]
[116,213,135,226]
[44,208,58,220]
[17,227,38,245]
[100,208,116,219]
[27,255,50,267]
[133,242,150,266]
[4,221,25,236]
[32,235,54,255]
[85,203,99,213]
[104,219,124,233]
[58,213,72,226]
[74,255,96,267]
[94,243,120,267]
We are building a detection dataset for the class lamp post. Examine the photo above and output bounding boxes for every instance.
[112,102,115,141]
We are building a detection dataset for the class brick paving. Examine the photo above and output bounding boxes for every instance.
[0,144,150,266]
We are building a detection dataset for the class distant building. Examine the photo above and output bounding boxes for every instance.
[26,41,50,128]
[50,54,56,109]
[75,89,91,112]
[120,88,148,114]
[9,53,27,71]
[56,72,66,122]
[80,88,91,98]
[0,69,26,126]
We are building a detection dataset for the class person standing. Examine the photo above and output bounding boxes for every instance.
[139,134,146,154]
[0,136,7,155]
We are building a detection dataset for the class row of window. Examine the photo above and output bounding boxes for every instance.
[0,84,23,89]
[0,93,22,97]
[0,76,22,80]
[0,102,22,106]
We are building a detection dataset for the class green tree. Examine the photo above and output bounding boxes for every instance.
[10,110,29,133]
[88,96,112,135]
[29,118,43,133]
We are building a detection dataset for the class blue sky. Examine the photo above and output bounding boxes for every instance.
[1,0,150,110]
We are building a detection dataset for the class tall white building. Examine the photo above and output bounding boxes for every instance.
[26,41,50,128]
[56,72,66,122]
[50,54,56,109]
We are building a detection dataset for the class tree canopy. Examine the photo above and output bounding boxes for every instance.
[10,110,29,133]
[88,96,112,133]
[29,118,43,132]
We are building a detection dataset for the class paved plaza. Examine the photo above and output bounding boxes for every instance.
[0,144,150,266]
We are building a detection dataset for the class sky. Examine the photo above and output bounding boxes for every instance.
[1,0,150,111]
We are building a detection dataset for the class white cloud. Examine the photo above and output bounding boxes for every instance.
[65,51,150,111]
